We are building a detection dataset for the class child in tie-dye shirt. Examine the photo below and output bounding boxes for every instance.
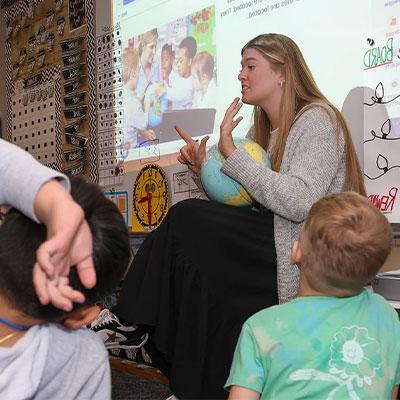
[226,192,400,400]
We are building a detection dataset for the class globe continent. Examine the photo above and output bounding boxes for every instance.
[200,137,271,207]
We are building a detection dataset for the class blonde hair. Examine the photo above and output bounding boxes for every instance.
[139,28,158,57]
[122,47,140,85]
[301,192,392,295]
[242,34,365,195]
[191,51,214,79]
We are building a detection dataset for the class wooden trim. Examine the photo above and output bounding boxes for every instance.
[109,358,169,385]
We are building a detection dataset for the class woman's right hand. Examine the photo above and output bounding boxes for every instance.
[175,125,209,176]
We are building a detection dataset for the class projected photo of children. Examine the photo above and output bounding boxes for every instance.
[121,6,216,151]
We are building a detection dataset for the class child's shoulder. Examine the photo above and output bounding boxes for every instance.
[45,323,108,359]
[367,290,400,316]
[245,302,296,328]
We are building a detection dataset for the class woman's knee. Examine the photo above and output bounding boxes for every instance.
[167,199,205,228]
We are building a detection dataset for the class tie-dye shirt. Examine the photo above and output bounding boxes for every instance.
[226,289,400,399]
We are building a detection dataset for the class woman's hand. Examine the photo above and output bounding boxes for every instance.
[154,81,166,97]
[140,129,157,141]
[219,97,243,158]
[175,125,209,176]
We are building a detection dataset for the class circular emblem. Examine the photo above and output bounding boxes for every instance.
[132,163,169,229]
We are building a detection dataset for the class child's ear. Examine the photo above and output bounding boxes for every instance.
[62,304,101,330]
[291,240,302,265]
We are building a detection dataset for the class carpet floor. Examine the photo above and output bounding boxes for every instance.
[111,368,172,400]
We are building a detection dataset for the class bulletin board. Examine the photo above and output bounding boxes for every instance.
[4,0,98,182]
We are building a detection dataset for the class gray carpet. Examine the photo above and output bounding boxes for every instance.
[111,369,172,400]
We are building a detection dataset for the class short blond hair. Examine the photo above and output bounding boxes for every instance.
[300,192,392,295]
[191,51,214,79]
[122,47,140,85]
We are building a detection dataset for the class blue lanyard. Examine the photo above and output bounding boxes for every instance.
[0,317,29,332]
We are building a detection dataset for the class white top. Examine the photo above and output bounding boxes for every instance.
[192,79,217,109]
[268,128,279,157]
[136,61,161,98]
[166,74,194,109]
[0,324,110,400]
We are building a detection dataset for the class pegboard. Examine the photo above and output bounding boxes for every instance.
[10,69,62,169]
[96,27,125,187]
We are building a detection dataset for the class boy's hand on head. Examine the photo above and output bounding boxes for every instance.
[33,216,94,311]
[33,269,85,312]
[33,180,96,311]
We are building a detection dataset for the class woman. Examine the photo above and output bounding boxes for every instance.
[136,28,161,99]
[92,33,365,399]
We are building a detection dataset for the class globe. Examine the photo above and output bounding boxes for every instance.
[145,83,169,127]
[148,95,168,127]
[200,137,271,207]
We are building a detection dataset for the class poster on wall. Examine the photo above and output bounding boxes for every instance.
[5,0,96,182]
[68,0,86,31]
[362,1,400,223]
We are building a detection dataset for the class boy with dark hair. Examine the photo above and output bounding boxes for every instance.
[0,177,131,399]
[156,36,197,109]
[178,36,197,69]
[226,192,400,400]
[0,138,96,311]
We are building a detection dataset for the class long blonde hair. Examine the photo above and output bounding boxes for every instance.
[242,34,365,195]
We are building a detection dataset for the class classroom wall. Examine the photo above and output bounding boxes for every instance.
[0,7,7,137]
[1,0,400,246]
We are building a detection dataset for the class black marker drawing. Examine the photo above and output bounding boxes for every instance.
[364,154,400,180]
[363,119,400,143]
[364,82,400,106]
[173,171,190,194]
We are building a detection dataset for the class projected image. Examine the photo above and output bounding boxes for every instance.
[121,6,216,160]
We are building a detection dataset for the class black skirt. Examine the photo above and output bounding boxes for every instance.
[114,199,278,399]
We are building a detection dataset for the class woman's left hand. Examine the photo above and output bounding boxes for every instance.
[219,97,243,158]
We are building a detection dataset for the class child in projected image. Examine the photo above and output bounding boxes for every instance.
[121,47,156,152]
[191,51,217,109]
[161,43,176,86]
[155,36,197,109]
[226,192,400,400]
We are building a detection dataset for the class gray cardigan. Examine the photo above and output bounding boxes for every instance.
[221,107,346,303]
